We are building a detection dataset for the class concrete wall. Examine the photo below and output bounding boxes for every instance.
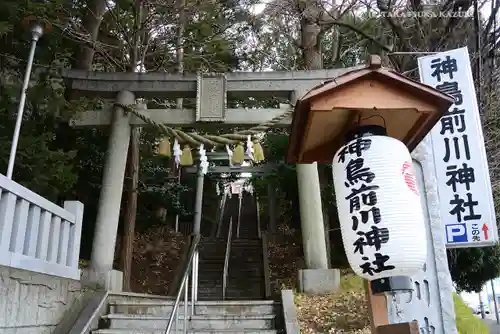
[0,265,82,334]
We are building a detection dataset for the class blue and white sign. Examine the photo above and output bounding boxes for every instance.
[445,223,467,243]
[418,47,498,248]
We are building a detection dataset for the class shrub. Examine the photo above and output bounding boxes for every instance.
[453,293,489,334]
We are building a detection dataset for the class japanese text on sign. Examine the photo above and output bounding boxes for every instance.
[418,47,497,247]
[338,138,394,276]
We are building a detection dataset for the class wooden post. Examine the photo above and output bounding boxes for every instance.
[365,280,389,333]
[377,321,419,334]
[267,183,276,234]
[121,127,140,291]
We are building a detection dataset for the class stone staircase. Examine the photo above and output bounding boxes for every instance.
[235,192,259,238]
[91,191,277,333]
[92,292,281,333]
[197,237,265,300]
[197,190,265,301]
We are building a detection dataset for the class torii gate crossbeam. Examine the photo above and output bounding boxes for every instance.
[63,67,359,127]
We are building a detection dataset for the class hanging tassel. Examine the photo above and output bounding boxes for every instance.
[253,139,265,162]
[232,142,245,165]
[180,145,193,166]
[173,138,182,167]
[157,137,171,157]
[246,135,254,161]
[199,144,209,175]
[226,145,234,167]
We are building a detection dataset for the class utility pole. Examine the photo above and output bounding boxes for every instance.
[479,291,486,319]
[492,280,499,324]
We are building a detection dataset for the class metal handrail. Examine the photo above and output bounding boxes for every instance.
[236,193,243,238]
[256,194,262,239]
[164,234,200,334]
[222,217,233,300]
[215,193,228,238]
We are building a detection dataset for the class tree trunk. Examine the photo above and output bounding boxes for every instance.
[121,128,140,291]
[74,0,107,70]
[166,0,187,229]
[318,165,332,266]
[176,0,186,107]
[120,0,143,291]
[299,0,331,267]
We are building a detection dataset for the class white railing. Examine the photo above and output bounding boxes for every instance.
[0,173,83,280]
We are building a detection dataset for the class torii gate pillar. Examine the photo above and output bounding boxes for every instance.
[293,91,340,295]
[296,162,330,270]
[84,90,134,290]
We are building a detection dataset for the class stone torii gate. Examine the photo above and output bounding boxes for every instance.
[63,69,353,292]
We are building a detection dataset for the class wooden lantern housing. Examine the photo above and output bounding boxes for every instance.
[287,55,455,164]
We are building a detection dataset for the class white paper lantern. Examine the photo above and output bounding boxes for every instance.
[332,135,427,281]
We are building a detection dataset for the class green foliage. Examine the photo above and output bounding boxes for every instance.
[0,55,79,202]
[137,129,191,227]
[454,293,489,334]
[448,246,500,292]
[338,273,364,291]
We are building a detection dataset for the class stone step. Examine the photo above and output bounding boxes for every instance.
[199,250,261,256]
[197,271,263,277]
[199,243,261,249]
[198,251,226,256]
[199,258,225,262]
[94,329,277,334]
[229,254,262,259]
[197,273,224,278]
[198,276,263,283]
[200,263,262,269]
[203,260,262,264]
[231,239,261,244]
[198,297,266,302]
[198,278,262,283]
[198,263,224,268]
[198,244,226,247]
[104,314,275,330]
[197,285,264,292]
[199,240,226,245]
[228,265,263,271]
[197,290,265,299]
[197,284,264,290]
[196,285,264,292]
[200,258,262,264]
[198,273,262,278]
[227,263,264,269]
[198,270,264,278]
[200,266,262,272]
[109,300,277,317]
[197,283,263,287]
[228,269,263,276]
[229,245,261,249]
[108,292,174,305]
[200,259,262,265]
[195,294,265,301]
[205,248,261,254]
[196,290,264,298]
[197,285,263,290]
[223,277,263,283]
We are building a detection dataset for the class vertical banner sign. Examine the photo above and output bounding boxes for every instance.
[418,47,498,248]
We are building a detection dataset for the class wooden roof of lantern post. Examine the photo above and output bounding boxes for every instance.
[286,55,455,164]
